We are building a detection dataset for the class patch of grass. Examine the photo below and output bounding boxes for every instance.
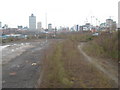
[83,31,118,60]
[2,37,14,43]
[40,42,72,88]
[49,43,72,87]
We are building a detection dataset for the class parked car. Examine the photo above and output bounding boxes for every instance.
[92,32,99,36]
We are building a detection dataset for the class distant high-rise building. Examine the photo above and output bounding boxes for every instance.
[118,1,120,29]
[106,19,113,30]
[112,21,117,30]
[29,14,36,30]
[48,23,52,31]
[106,19,117,30]
[76,25,79,31]
[37,22,42,30]
[73,25,76,31]
[73,25,79,31]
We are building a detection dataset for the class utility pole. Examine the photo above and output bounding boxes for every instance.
[45,13,47,30]
[54,27,57,38]
[98,21,100,26]
[91,16,92,25]
[86,18,88,23]
[96,18,98,26]
[45,12,48,42]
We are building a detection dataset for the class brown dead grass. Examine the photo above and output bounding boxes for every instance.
[39,33,117,88]
[83,31,118,61]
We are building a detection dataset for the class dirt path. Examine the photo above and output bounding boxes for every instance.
[78,43,118,86]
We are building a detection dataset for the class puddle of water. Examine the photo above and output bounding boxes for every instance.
[11,49,15,52]
[0,45,10,49]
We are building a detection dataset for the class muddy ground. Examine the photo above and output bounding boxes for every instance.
[2,39,53,88]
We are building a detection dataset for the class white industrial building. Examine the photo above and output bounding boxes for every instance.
[106,19,113,28]
[106,19,117,30]
[48,23,52,31]
[29,14,36,30]
[37,22,42,30]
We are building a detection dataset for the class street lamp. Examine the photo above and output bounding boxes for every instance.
[45,30,48,43]
[91,16,95,26]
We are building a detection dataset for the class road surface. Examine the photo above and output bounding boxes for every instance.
[2,40,50,88]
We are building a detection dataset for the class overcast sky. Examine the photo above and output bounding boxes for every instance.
[0,0,119,28]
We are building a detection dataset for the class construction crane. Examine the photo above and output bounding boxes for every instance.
[109,16,114,19]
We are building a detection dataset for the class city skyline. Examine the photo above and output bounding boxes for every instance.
[0,0,119,28]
